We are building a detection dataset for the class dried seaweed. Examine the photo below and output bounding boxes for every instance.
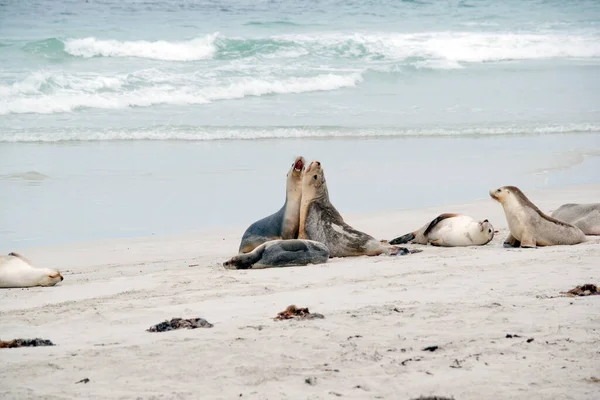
[0,338,54,348]
[275,305,324,321]
[147,317,213,332]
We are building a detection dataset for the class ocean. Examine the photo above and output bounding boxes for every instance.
[1,0,600,248]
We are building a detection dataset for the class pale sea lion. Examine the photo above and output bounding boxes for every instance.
[298,161,413,257]
[238,156,305,254]
[0,252,64,288]
[390,214,495,247]
[489,186,586,247]
[224,239,329,270]
[551,203,600,235]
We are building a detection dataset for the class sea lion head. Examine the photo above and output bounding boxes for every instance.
[302,160,327,201]
[490,186,527,207]
[489,186,512,203]
[38,269,64,287]
[286,156,305,195]
[479,219,495,242]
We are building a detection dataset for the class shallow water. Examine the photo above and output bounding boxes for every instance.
[1,133,599,248]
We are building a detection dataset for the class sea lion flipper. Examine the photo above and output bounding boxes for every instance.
[389,232,415,245]
[503,233,520,248]
[520,231,537,248]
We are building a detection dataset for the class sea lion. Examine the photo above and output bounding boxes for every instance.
[238,156,305,254]
[0,252,64,288]
[224,239,330,270]
[489,186,586,247]
[551,203,600,235]
[298,161,412,257]
[390,214,495,247]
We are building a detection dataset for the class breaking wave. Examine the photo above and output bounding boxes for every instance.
[0,72,362,115]
[21,31,600,63]
[2,123,599,142]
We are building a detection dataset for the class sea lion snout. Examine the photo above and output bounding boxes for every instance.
[489,188,501,201]
[306,160,322,173]
[293,156,305,172]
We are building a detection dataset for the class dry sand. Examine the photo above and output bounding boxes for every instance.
[1,184,599,400]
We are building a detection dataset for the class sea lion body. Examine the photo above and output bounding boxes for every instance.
[551,203,600,235]
[0,253,64,288]
[238,156,305,254]
[490,186,586,247]
[224,239,330,270]
[298,161,408,257]
[390,214,494,247]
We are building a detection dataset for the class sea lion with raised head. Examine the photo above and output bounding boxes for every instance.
[224,239,330,270]
[238,156,305,254]
[390,214,495,247]
[0,252,64,288]
[298,161,413,257]
[551,203,600,235]
[489,186,586,247]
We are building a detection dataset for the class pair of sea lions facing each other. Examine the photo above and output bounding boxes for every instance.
[397,186,595,249]
[228,158,417,270]
[0,253,64,288]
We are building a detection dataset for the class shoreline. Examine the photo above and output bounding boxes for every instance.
[1,183,599,399]
[4,181,599,255]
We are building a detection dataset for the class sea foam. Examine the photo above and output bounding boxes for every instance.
[63,34,219,61]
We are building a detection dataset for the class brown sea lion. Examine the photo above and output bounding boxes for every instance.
[489,186,586,247]
[238,156,305,254]
[298,161,415,257]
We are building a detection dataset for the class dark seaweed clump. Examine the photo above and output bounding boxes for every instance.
[147,318,213,332]
[0,338,55,348]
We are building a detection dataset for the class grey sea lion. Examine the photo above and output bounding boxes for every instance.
[224,239,330,270]
[238,156,305,254]
[298,161,414,257]
[489,186,586,247]
[390,214,495,247]
[551,203,600,235]
[0,252,64,288]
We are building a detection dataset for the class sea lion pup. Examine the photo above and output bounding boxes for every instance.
[298,161,412,257]
[389,214,495,247]
[489,186,586,248]
[224,239,329,270]
[238,156,305,254]
[0,252,64,288]
[551,203,600,235]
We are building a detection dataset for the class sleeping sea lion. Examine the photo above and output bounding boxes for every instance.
[0,252,64,288]
[489,186,586,247]
[224,239,329,270]
[238,156,305,254]
[551,203,600,235]
[390,214,495,247]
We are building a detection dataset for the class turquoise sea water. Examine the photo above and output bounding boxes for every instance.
[1,0,600,247]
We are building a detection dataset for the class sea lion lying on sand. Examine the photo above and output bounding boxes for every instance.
[238,156,305,254]
[551,203,600,235]
[390,214,495,247]
[224,239,330,270]
[490,186,586,247]
[298,161,415,257]
[0,252,64,288]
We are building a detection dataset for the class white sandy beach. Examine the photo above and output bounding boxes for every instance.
[1,183,599,400]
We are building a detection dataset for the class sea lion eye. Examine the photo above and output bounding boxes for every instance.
[488,229,492,233]
[313,175,317,180]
